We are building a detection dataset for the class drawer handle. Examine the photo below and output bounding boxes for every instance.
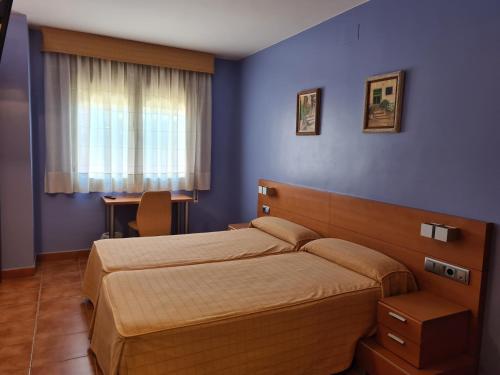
[387,333,405,345]
[388,311,407,323]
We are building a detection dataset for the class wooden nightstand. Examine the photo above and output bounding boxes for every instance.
[227,222,250,230]
[356,291,473,375]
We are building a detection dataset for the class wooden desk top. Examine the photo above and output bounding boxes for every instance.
[102,193,193,205]
[228,222,250,230]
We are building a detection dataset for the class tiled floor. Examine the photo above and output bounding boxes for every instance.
[0,254,98,375]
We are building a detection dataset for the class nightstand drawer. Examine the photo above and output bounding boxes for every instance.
[377,324,422,368]
[356,338,476,375]
[376,292,469,370]
[378,302,421,343]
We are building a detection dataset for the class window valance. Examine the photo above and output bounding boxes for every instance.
[41,27,214,74]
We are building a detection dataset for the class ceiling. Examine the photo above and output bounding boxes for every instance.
[12,0,368,59]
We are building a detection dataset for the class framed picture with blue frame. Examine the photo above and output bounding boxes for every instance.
[363,70,405,133]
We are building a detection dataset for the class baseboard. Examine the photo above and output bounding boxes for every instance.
[1,266,37,278]
[0,249,90,279]
[37,248,90,261]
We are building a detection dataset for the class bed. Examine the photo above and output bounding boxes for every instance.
[91,238,417,374]
[82,216,320,306]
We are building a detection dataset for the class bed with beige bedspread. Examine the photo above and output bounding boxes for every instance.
[91,239,417,374]
[82,216,320,307]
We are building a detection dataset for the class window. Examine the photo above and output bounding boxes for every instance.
[373,88,382,104]
[44,53,212,193]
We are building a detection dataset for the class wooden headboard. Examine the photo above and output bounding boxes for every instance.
[257,179,491,363]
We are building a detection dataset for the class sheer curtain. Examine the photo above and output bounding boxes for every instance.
[44,53,211,193]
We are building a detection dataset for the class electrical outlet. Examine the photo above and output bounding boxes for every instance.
[262,205,270,215]
[424,257,470,285]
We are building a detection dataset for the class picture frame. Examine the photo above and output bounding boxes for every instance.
[296,88,321,135]
[363,70,405,133]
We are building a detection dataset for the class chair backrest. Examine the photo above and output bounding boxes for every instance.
[136,191,172,236]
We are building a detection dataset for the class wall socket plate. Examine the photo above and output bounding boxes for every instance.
[262,205,270,214]
[424,257,470,285]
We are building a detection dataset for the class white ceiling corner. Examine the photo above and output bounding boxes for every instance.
[13,0,369,59]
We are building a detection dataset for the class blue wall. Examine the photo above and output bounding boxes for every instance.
[29,29,242,252]
[189,60,242,233]
[0,13,35,270]
[4,1,500,372]
[238,0,500,373]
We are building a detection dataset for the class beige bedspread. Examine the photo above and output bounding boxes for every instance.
[91,252,381,374]
[82,228,295,306]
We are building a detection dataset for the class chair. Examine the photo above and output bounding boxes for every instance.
[128,191,172,237]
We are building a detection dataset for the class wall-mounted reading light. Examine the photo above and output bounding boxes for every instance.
[258,185,276,196]
[420,223,435,238]
[434,225,460,242]
[420,223,460,242]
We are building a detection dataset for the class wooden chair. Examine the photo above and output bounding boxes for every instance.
[128,191,172,237]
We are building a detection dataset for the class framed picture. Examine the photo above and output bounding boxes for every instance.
[296,88,321,135]
[363,70,405,133]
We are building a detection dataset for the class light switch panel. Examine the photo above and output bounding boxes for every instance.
[424,257,470,285]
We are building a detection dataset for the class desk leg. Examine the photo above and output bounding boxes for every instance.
[109,205,115,239]
[176,203,181,234]
[105,205,109,233]
[184,202,189,234]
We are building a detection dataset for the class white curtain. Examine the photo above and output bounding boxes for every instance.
[44,53,211,193]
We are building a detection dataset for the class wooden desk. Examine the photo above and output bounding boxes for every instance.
[228,223,250,230]
[102,193,193,238]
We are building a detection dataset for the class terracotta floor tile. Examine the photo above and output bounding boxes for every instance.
[37,310,89,337]
[0,288,39,307]
[41,265,81,278]
[40,281,83,302]
[38,295,88,318]
[40,267,80,279]
[31,355,96,375]
[78,254,90,263]
[0,318,35,347]
[0,342,32,372]
[42,274,82,288]
[39,259,79,270]
[3,370,29,375]
[0,276,41,292]
[32,332,90,367]
[0,258,106,373]
[0,303,37,324]
[41,261,80,274]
